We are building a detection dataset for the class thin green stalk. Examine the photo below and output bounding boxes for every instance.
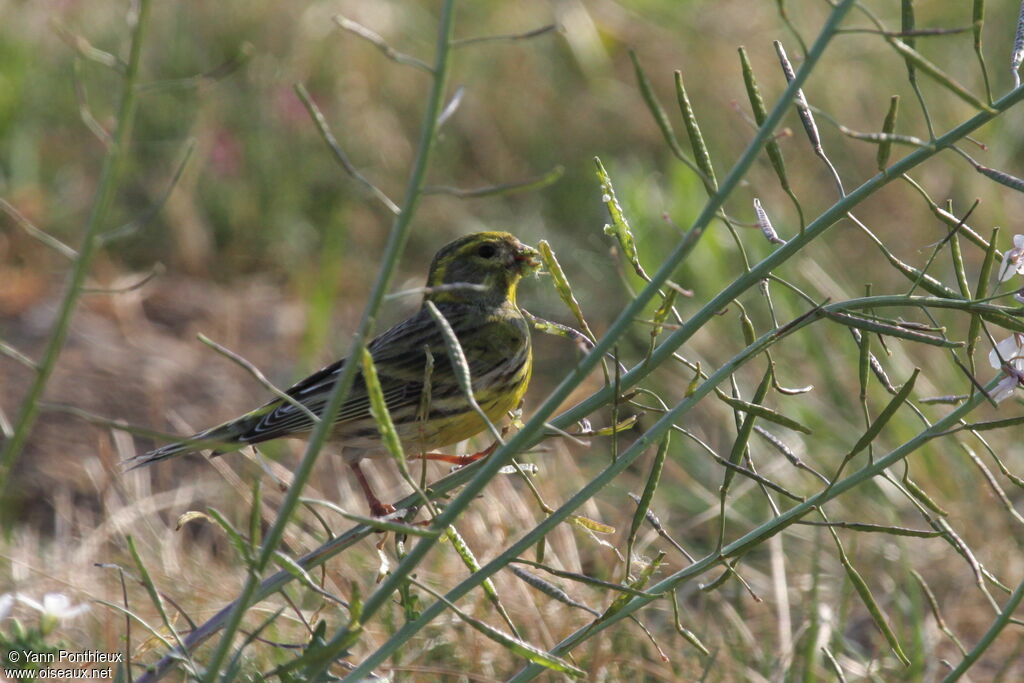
[349,78,1024,683]
[343,305,824,682]
[137,72,1024,678]
[899,0,936,138]
[0,0,152,503]
[296,3,861,677]
[133,290,1012,681]
[359,312,995,683]
[136,515,382,682]
[138,17,1024,682]
[551,80,1024,434]
[942,576,1024,681]
[511,380,997,681]
[971,0,994,104]
[200,1,457,678]
[326,3,1024,674]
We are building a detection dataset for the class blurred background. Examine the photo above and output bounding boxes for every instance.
[3,0,1024,679]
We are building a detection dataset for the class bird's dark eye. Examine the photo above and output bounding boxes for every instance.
[477,244,498,259]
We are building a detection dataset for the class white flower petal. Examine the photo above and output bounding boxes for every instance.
[989,335,1024,369]
[16,594,44,613]
[62,603,91,619]
[1013,248,1024,271]
[1009,337,1024,363]
[37,593,89,620]
[997,239,1024,281]
[991,375,1019,403]
[42,593,71,613]
[998,256,1017,282]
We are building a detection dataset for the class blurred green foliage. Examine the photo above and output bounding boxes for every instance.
[4,1,1024,677]
[3,2,1020,325]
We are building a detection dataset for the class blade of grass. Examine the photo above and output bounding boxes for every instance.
[509,377,999,681]
[138,6,1024,676]
[0,0,153,501]
[942,575,1024,681]
[409,578,586,678]
[200,1,458,677]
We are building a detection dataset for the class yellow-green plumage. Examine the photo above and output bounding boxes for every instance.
[127,232,539,511]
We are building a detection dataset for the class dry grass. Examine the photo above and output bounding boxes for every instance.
[4,0,1024,680]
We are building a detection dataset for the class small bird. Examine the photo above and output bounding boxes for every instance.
[126,231,540,516]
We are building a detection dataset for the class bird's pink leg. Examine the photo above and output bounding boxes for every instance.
[349,460,396,517]
[415,441,499,467]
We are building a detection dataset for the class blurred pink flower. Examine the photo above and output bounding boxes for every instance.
[274,85,310,128]
[210,129,242,177]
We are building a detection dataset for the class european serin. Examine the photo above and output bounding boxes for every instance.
[126,232,539,515]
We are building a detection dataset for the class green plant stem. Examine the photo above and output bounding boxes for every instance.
[347,66,1024,683]
[135,522,374,682]
[137,73,1024,681]
[199,1,457,678]
[510,379,997,681]
[553,82,1024,436]
[0,0,152,507]
[941,575,1024,681]
[137,16,1024,683]
[271,2,862,678]
[133,291,1010,682]
[342,308,821,680]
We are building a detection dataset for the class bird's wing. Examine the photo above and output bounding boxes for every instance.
[236,306,508,444]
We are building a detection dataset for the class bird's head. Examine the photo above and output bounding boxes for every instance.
[425,231,540,306]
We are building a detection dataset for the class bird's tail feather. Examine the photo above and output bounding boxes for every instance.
[123,415,258,470]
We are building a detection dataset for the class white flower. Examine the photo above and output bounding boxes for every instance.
[0,594,13,621]
[991,374,1020,403]
[988,333,1024,403]
[16,593,90,633]
[988,333,1024,369]
[997,234,1024,282]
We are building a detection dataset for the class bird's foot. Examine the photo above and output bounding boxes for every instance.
[350,460,397,524]
[368,500,397,518]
